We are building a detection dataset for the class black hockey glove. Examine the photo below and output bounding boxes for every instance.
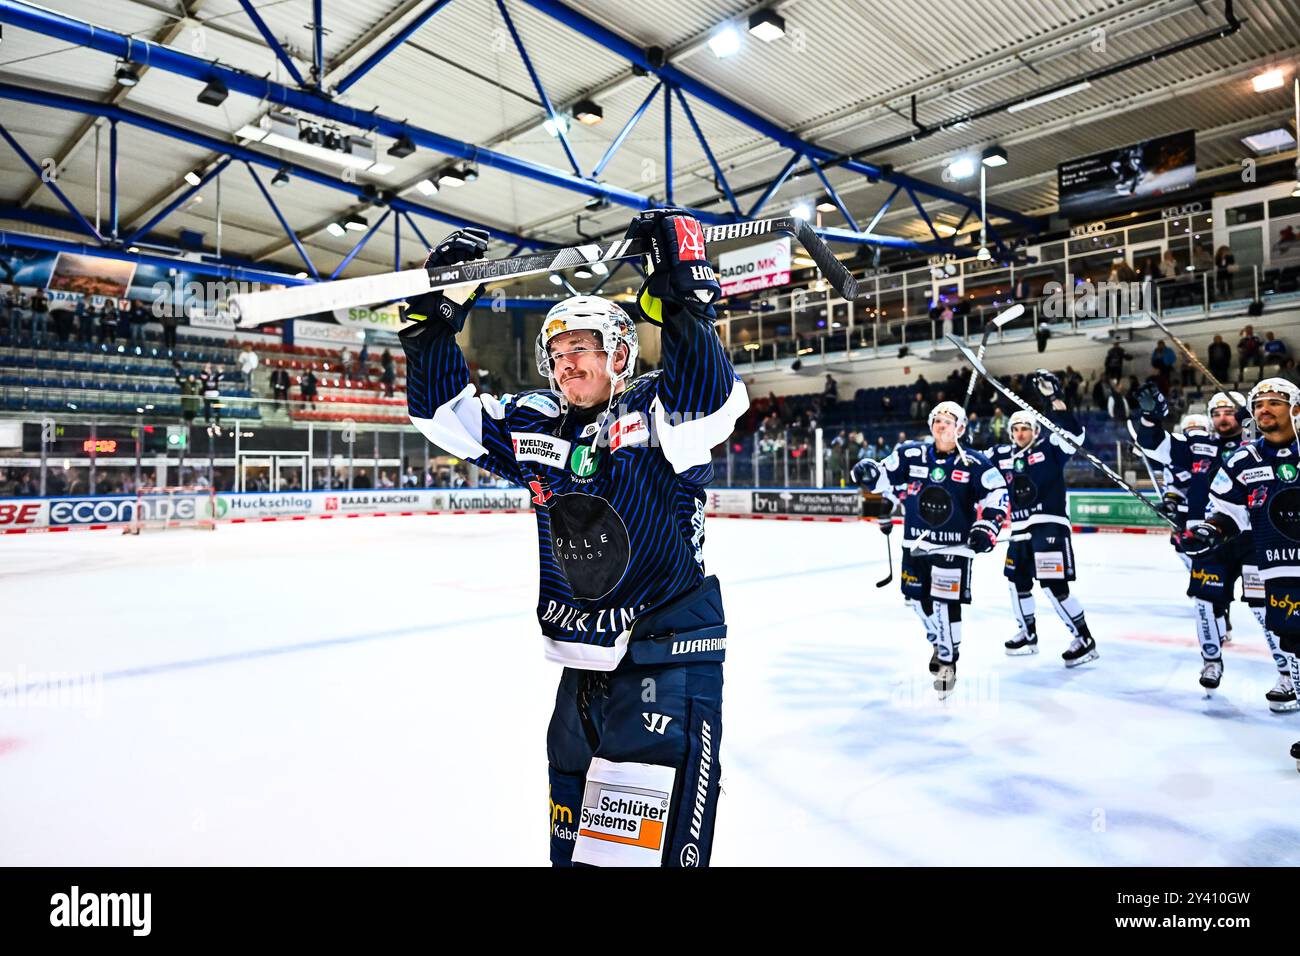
[850,458,883,489]
[1156,490,1184,522]
[966,520,999,554]
[1134,382,1169,422]
[1029,368,1063,402]
[399,228,490,334]
[1174,522,1225,556]
[625,208,720,325]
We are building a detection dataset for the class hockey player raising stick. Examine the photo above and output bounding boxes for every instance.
[1131,384,1296,709]
[1182,378,1300,769]
[987,370,1099,666]
[398,210,748,866]
[852,401,1008,699]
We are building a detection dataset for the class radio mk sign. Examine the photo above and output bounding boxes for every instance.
[719,237,792,297]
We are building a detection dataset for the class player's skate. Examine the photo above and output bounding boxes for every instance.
[1266,673,1298,713]
[1005,631,1038,656]
[1292,740,1300,773]
[1061,634,1097,667]
[1199,659,1223,690]
[933,661,957,700]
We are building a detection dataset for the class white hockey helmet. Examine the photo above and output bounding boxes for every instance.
[1206,390,1245,417]
[1008,409,1039,440]
[535,295,639,389]
[1248,377,1300,410]
[928,400,967,437]
[1178,413,1210,436]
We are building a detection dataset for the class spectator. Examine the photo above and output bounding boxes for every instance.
[869,435,891,461]
[1151,340,1175,375]
[340,345,354,378]
[913,375,930,401]
[880,392,895,418]
[76,298,95,343]
[238,343,259,391]
[1214,245,1235,297]
[270,366,291,408]
[1279,357,1300,387]
[98,300,118,344]
[358,343,370,381]
[1239,324,1262,377]
[965,411,983,448]
[1,284,14,338]
[896,430,908,449]
[1192,245,1213,274]
[128,299,147,349]
[1207,334,1231,385]
[822,373,838,402]
[174,363,201,425]
[909,391,926,422]
[51,302,73,343]
[1104,341,1131,382]
[159,305,178,354]
[380,349,396,398]
[301,368,318,409]
[1108,256,1138,284]
[1157,249,1179,280]
[115,298,131,342]
[939,303,954,340]
[1092,377,1108,412]
[30,289,49,342]
[988,406,1008,444]
[199,363,222,433]
[1263,331,1288,368]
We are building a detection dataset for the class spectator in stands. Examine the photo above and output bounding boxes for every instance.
[358,343,370,381]
[270,366,291,408]
[1180,358,1196,388]
[826,430,848,486]
[76,298,94,343]
[379,471,395,489]
[115,299,131,342]
[913,375,930,401]
[16,472,36,497]
[1239,324,1263,377]
[1215,245,1235,297]
[868,435,891,461]
[909,391,926,422]
[1192,245,1213,275]
[238,343,259,391]
[880,392,895,418]
[1278,356,1300,387]
[30,289,49,342]
[1157,249,1179,280]
[200,363,222,433]
[988,406,1007,445]
[822,373,838,403]
[1104,341,1131,382]
[98,300,118,344]
[1151,340,1175,392]
[896,430,909,449]
[939,303,954,340]
[1108,256,1138,285]
[1064,367,1083,406]
[965,411,983,448]
[1,284,14,338]
[1207,334,1231,385]
[128,300,147,349]
[301,368,318,410]
[1106,379,1131,422]
[174,362,201,425]
[1263,331,1288,368]
[340,345,354,379]
[380,349,396,398]
[160,305,178,354]
[51,302,73,343]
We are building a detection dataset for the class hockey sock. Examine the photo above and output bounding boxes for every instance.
[1194,598,1224,661]
[908,599,938,645]
[933,602,960,664]
[1008,581,1037,637]
[1045,581,1090,639]
[1251,607,1290,674]
[947,601,963,657]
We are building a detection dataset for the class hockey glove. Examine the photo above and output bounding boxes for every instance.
[850,458,883,489]
[966,520,999,554]
[1134,382,1169,422]
[399,228,490,334]
[1175,522,1225,556]
[1156,490,1185,522]
[1029,368,1063,402]
[625,208,721,326]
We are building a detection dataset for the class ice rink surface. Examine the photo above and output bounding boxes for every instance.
[2,514,1297,866]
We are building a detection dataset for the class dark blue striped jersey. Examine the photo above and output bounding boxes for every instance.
[987,407,1084,537]
[400,312,748,670]
[868,441,1008,555]
[1130,417,1245,525]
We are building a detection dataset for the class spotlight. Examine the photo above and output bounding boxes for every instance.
[271,166,290,187]
[388,134,416,158]
[977,246,992,261]
[748,9,785,42]
[981,145,1008,167]
[573,99,603,125]
[573,267,593,279]
[197,78,228,106]
[543,115,570,138]
[344,214,368,232]
[1252,68,1285,93]
[461,163,479,182]
[415,178,438,197]
[707,24,742,58]
[114,62,140,87]
[437,166,466,187]
[326,221,346,237]
[183,170,202,187]
[946,156,977,180]
[548,274,563,286]
[294,272,308,279]
[789,202,812,220]
[815,195,837,213]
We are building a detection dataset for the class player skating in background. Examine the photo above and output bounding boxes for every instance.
[1183,378,1300,769]
[399,210,748,866]
[987,370,1099,666]
[853,401,1008,699]
[1132,385,1296,709]
[1155,414,1212,574]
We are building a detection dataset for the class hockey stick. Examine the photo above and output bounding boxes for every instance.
[874,512,895,588]
[963,303,1025,407]
[948,335,1179,530]
[227,216,858,326]
[1143,311,1240,403]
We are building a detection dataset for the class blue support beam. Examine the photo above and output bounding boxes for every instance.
[591,80,660,179]
[0,82,534,247]
[863,184,901,236]
[401,210,432,252]
[244,162,318,279]
[0,122,103,242]
[905,187,942,243]
[330,209,392,280]
[589,258,627,296]
[747,151,802,219]
[494,0,583,178]
[673,87,740,218]
[337,0,457,95]
[807,157,859,232]
[394,209,400,272]
[663,82,673,205]
[235,0,307,87]
[312,0,324,87]
[517,0,1037,232]
[126,156,233,245]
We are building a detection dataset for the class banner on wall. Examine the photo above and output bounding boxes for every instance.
[1057,129,1196,218]
[333,305,411,335]
[293,319,366,345]
[719,237,792,296]
[46,252,137,298]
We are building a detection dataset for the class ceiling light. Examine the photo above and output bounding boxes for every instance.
[344,214,368,232]
[114,62,140,87]
[415,178,438,197]
[543,115,570,138]
[1292,182,1300,198]
[271,166,290,187]
[233,119,394,175]
[1241,128,1296,153]
[437,166,466,187]
[128,245,140,253]
[326,221,346,237]
[1252,68,1285,93]
[707,24,742,58]
[815,195,837,213]
[976,246,992,261]
[591,262,608,276]
[790,202,812,220]
[183,170,202,187]
[461,163,479,182]
[197,78,228,106]
[1006,80,1091,113]
[573,99,603,125]
[946,156,977,180]
[387,134,416,158]
[748,9,785,42]
[573,267,593,279]
[294,271,308,279]
[981,145,1008,167]
[934,224,957,237]
[548,274,563,286]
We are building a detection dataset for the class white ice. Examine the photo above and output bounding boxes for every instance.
[1,515,1297,866]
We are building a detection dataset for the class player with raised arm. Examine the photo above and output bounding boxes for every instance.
[398,210,749,866]
[1183,378,1300,768]
[852,401,1008,698]
[1132,385,1295,708]
[987,370,1098,666]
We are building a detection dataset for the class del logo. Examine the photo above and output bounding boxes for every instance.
[1028,452,1045,465]
[951,469,970,483]
[1270,593,1300,618]
[528,479,552,507]
[570,444,600,478]
[324,496,339,511]
[609,413,649,452]
[929,467,946,481]
[1192,460,1210,474]
[1280,464,1298,483]
[1248,486,1269,508]
[1191,568,1223,586]
[673,217,706,260]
